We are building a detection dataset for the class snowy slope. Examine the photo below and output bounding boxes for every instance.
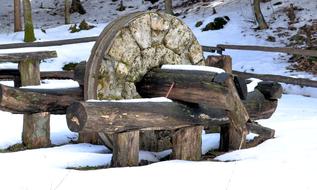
[0,0,316,190]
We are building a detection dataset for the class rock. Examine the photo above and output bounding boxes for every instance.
[108,28,140,64]
[255,81,283,100]
[129,14,152,49]
[188,40,204,64]
[150,13,170,31]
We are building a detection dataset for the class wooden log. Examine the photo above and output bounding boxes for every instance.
[255,81,283,100]
[205,55,232,73]
[0,84,82,114]
[19,59,50,148]
[73,61,86,86]
[172,126,202,161]
[66,101,227,134]
[246,121,275,148]
[233,70,317,88]
[136,68,231,111]
[0,51,57,62]
[217,44,317,57]
[243,90,278,120]
[0,36,98,50]
[111,131,139,167]
[0,70,74,81]
[233,76,248,100]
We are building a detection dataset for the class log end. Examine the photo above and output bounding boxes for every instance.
[66,102,87,132]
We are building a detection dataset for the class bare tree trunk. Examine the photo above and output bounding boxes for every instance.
[65,0,71,24]
[14,0,22,32]
[22,0,36,42]
[253,0,268,30]
[165,0,174,15]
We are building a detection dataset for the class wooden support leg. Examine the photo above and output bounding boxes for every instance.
[19,60,51,148]
[22,112,50,148]
[172,126,202,161]
[111,131,139,167]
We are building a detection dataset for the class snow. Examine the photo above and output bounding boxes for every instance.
[0,0,316,189]
[162,64,225,73]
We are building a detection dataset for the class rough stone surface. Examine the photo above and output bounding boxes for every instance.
[129,14,152,49]
[97,12,205,100]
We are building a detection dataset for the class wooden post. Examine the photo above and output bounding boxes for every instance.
[253,0,269,30]
[19,60,51,148]
[64,0,71,24]
[172,126,202,161]
[111,131,139,167]
[14,0,22,32]
[205,55,232,73]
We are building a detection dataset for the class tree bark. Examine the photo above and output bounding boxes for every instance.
[66,101,227,134]
[165,0,174,15]
[65,0,72,24]
[136,69,231,110]
[253,0,269,29]
[22,0,36,42]
[19,59,50,148]
[14,0,22,32]
[71,0,86,14]
[0,84,82,114]
[172,126,202,161]
[111,131,139,167]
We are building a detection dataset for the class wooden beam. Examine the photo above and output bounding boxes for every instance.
[0,51,57,62]
[0,70,74,80]
[66,101,228,134]
[233,70,317,88]
[0,37,98,50]
[217,44,317,57]
[0,84,82,114]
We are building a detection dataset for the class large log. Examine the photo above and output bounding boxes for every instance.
[0,84,82,114]
[66,101,228,134]
[0,69,74,81]
[243,90,278,120]
[0,51,57,62]
[136,68,231,110]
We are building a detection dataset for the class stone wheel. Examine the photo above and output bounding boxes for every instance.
[83,11,205,150]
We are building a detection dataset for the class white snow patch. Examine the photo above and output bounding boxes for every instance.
[161,64,225,73]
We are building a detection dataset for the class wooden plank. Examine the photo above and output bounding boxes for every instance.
[111,131,139,167]
[172,126,202,161]
[233,70,317,88]
[0,51,57,62]
[0,37,98,50]
[217,44,317,57]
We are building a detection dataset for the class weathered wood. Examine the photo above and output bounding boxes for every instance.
[233,76,248,100]
[255,81,283,100]
[0,70,74,81]
[0,37,98,50]
[172,126,202,161]
[73,62,86,86]
[22,112,50,148]
[205,55,232,73]
[19,59,50,148]
[0,51,57,62]
[0,84,82,114]
[233,70,317,88]
[66,101,227,134]
[243,90,278,120]
[246,121,275,148]
[136,69,231,110]
[111,131,139,167]
[217,44,317,57]
[14,0,22,32]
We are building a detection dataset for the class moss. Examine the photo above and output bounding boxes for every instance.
[69,24,80,33]
[79,19,95,30]
[62,62,78,71]
[4,143,27,152]
[195,21,203,27]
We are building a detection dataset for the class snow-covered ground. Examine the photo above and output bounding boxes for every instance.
[0,0,317,189]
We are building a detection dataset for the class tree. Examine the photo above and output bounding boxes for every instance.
[14,0,22,32]
[65,0,72,24]
[165,0,173,15]
[253,0,269,29]
[70,0,86,15]
[23,0,36,42]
